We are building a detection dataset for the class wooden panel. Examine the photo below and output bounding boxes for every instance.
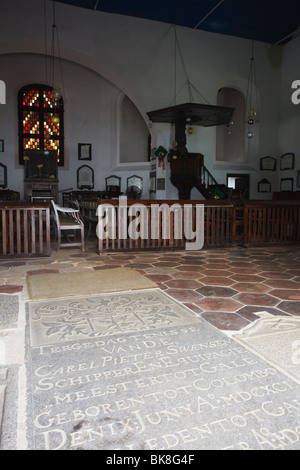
[0,202,50,258]
[243,202,300,245]
[95,199,234,252]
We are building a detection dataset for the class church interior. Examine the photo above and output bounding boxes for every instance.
[0,0,300,451]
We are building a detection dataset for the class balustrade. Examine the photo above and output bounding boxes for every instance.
[0,202,51,258]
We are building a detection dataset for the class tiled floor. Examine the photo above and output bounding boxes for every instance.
[1,241,300,450]
[1,242,300,332]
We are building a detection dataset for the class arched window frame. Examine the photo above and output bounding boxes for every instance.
[18,84,64,166]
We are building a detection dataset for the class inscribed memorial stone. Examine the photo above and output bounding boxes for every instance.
[25,290,300,450]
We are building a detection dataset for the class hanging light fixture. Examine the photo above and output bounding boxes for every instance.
[245,41,259,136]
[45,0,65,125]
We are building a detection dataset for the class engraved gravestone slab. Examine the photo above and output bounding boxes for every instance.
[0,370,7,442]
[233,316,300,384]
[0,366,18,450]
[0,295,19,330]
[26,291,300,450]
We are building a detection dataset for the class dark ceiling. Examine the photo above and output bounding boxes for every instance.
[55,0,300,45]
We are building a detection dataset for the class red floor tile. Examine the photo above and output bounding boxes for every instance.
[233,282,270,293]
[262,279,300,289]
[269,289,300,300]
[165,288,204,303]
[0,285,23,294]
[230,274,266,282]
[195,297,243,312]
[164,279,203,289]
[277,300,300,315]
[201,311,251,330]
[235,292,279,307]
[200,276,236,286]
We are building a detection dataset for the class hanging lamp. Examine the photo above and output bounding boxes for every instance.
[245,41,259,138]
[45,0,65,125]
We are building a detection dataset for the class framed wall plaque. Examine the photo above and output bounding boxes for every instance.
[149,171,156,193]
[157,178,166,190]
[280,177,293,192]
[0,162,7,188]
[260,156,276,171]
[280,153,295,170]
[0,140,4,152]
[127,175,143,191]
[77,165,94,189]
[78,143,92,161]
[105,175,121,192]
[257,178,271,193]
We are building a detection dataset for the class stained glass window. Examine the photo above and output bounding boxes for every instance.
[18,84,64,166]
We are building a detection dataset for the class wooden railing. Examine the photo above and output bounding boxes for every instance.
[196,164,220,198]
[242,201,300,245]
[2,199,298,257]
[95,199,234,252]
[93,198,300,251]
[205,201,234,246]
[0,202,51,258]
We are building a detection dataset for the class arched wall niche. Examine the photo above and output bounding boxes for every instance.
[216,87,246,163]
[120,95,150,164]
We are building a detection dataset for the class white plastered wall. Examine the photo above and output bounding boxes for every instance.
[0,0,298,200]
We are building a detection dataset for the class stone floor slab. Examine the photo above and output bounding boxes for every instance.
[0,374,6,440]
[25,315,300,450]
[0,366,18,450]
[233,316,300,384]
[0,295,19,330]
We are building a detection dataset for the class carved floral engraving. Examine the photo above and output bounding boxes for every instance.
[29,290,201,347]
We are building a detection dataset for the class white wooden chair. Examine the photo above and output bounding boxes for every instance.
[51,200,85,252]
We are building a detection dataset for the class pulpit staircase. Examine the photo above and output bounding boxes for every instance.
[170,152,230,200]
[195,164,229,200]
